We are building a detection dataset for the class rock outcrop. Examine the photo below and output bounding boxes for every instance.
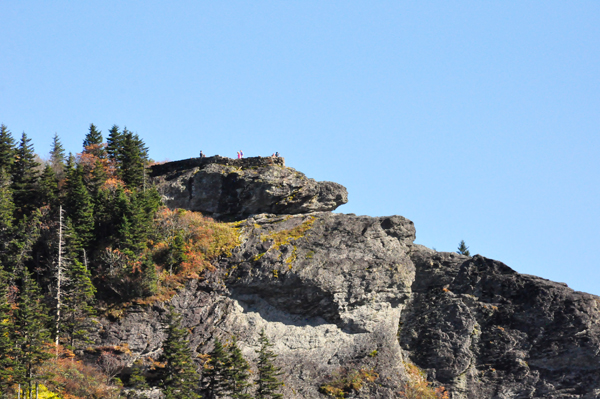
[93,158,600,398]
[401,249,600,399]
[150,156,348,219]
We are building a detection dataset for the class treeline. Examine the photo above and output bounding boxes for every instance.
[0,123,240,398]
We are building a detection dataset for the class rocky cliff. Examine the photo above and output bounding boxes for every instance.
[150,156,348,219]
[94,158,600,398]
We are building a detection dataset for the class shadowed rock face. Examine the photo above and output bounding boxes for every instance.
[401,249,600,399]
[95,160,600,398]
[150,156,348,219]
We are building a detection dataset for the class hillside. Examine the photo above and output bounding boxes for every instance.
[0,124,598,399]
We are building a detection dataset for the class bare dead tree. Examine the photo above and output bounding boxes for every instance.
[97,351,125,384]
[55,205,66,358]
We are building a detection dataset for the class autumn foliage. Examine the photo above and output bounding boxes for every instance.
[148,208,240,300]
[399,363,449,399]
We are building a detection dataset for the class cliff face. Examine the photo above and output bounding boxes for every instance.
[94,159,600,398]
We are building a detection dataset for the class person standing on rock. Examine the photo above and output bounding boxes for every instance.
[237,151,241,159]
[200,150,205,158]
[240,150,244,158]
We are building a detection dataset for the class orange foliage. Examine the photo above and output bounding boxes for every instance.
[32,345,123,399]
[77,145,123,189]
[101,178,126,192]
[399,363,449,399]
[140,208,239,302]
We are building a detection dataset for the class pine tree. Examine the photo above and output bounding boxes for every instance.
[11,269,52,396]
[0,168,14,241]
[63,165,94,250]
[38,164,59,207]
[225,337,252,399]
[83,123,106,159]
[457,240,470,256]
[255,330,283,399]
[11,132,40,219]
[203,339,230,398]
[8,210,43,280]
[106,125,123,161]
[136,254,158,297]
[88,158,108,198]
[0,265,16,394]
[129,360,150,396]
[91,186,116,249]
[60,218,96,349]
[119,129,147,189]
[0,124,16,173]
[49,133,66,180]
[160,307,201,399]
[62,258,96,348]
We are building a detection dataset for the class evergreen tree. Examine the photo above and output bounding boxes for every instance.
[0,175,13,273]
[136,254,158,298]
[0,265,16,395]
[83,123,105,158]
[91,186,115,249]
[11,132,40,219]
[203,339,229,398]
[119,129,148,189]
[225,337,252,399]
[49,133,66,180]
[61,220,96,348]
[255,330,283,399]
[106,125,123,161]
[63,165,94,250]
[160,307,201,399]
[11,269,52,396]
[0,124,16,173]
[114,187,134,250]
[0,169,14,242]
[38,164,59,207]
[457,240,470,256]
[88,158,109,198]
[128,360,150,398]
[8,210,43,279]
[112,187,160,255]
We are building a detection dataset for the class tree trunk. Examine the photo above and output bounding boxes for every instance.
[55,205,65,358]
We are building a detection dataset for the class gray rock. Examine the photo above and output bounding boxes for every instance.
[92,212,417,398]
[400,250,600,398]
[92,214,600,398]
[91,160,600,398]
[150,157,348,218]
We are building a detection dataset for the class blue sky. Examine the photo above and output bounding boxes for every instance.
[1,2,599,294]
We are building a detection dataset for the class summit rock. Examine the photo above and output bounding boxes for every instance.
[150,156,348,219]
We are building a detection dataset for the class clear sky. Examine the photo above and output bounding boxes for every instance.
[1,2,599,295]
